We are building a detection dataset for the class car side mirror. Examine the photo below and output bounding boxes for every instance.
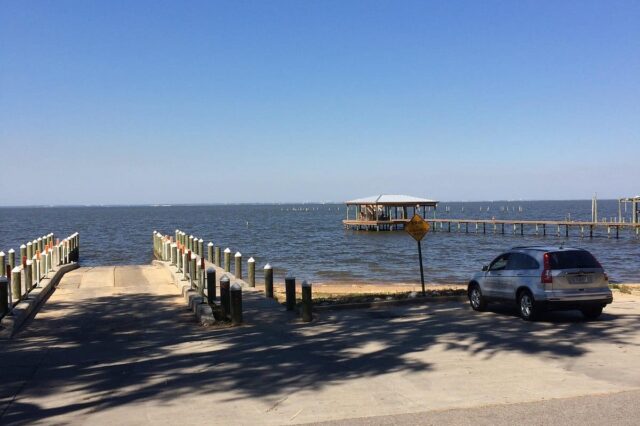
[482,265,488,272]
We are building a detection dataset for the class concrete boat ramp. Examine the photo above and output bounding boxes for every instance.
[1,261,640,425]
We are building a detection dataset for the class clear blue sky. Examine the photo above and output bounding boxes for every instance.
[1,1,638,205]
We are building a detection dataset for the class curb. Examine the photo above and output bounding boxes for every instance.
[313,295,468,312]
[0,263,80,339]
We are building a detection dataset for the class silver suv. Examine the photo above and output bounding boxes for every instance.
[468,246,613,320]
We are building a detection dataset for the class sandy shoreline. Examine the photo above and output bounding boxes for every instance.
[271,281,640,296]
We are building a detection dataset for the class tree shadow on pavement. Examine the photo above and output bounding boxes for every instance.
[0,291,637,425]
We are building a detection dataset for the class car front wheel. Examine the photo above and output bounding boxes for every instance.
[469,284,487,311]
[518,290,539,321]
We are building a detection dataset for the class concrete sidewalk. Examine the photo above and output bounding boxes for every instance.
[1,265,639,425]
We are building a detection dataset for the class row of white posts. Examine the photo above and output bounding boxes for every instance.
[0,232,79,318]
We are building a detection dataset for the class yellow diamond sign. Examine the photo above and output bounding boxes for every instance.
[405,214,430,241]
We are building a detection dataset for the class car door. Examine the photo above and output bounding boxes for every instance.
[501,253,539,300]
[484,253,510,299]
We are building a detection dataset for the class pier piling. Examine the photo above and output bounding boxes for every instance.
[11,267,21,306]
[264,264,273,298]
[206,268,216,303]
[0,276,8,317]
[220,275,231,318]
[285,275,296,311]
[234,252,242,279]
[224,248,231,272]
[248,257,255,287]
[301,280,312,322]
[230,283,243,325]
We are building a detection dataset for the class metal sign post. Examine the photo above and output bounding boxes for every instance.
[405,214,430,296]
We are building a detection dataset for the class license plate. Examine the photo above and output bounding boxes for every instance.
[569,274,591,284]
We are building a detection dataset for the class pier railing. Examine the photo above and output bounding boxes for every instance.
[0,232,79,319]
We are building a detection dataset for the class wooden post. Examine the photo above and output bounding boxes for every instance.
[264,263,273,298]
[207,242,214,263]
[171,243,177,266]
[20,245,26,266]
[285,275,296,311]
[248,257,255,287]
[32,255,38,287]
[11,267,21,306]
[220,275,231,318]
[206,268,216,303]
[0,251,5,277]
[301,280,312,322]
[190,254,197,289]
[199,258,206,296]
[25,260,33,293]
[26,242,33,261]
[198,239,204,258]
[0,276,8,317]
[182,251,189,280]
[230,283,243,325]
[215,246,221,266]
[234,252,242,279]
[224,248,231,272]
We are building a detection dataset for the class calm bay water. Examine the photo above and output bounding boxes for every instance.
[1,200,638,284]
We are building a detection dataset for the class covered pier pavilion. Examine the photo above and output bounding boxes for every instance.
[343,194,439,231]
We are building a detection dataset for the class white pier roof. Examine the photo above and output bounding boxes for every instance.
[345,194,438,206]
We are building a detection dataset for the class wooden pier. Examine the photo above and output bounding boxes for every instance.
[344,218,640,239]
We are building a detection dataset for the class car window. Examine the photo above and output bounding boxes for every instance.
[549,250,601,269]
[489,254,510,271]
[507,253,540,270]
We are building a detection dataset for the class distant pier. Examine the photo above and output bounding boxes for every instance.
[344,218,640,239]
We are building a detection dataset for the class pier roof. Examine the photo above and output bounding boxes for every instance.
[345,194,438,206]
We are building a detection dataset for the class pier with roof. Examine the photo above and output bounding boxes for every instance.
[343,194,439,231]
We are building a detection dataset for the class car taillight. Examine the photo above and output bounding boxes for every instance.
[541,252,553,285]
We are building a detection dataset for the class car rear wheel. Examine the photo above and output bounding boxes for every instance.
[581,305,603,320]
[518,290,539,321]
[468,284,486,311]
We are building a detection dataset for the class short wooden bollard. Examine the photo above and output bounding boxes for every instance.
[206,268,216,303]
[198,239,204,258]
[11,267,21,306]
[189,235,194,252]
[234,252,242,279]
[224,248,231,272]
[220,275,231,318]
[207,242,214,263]
[301,280,312,322]
[20,245,26,265]
[0,276,8,316]
[248,257,255,287]
[285,275,296,311]
[215,246,221,266]
[264,263,273,298]
[230,283,243,325]
[176,247,182,272]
